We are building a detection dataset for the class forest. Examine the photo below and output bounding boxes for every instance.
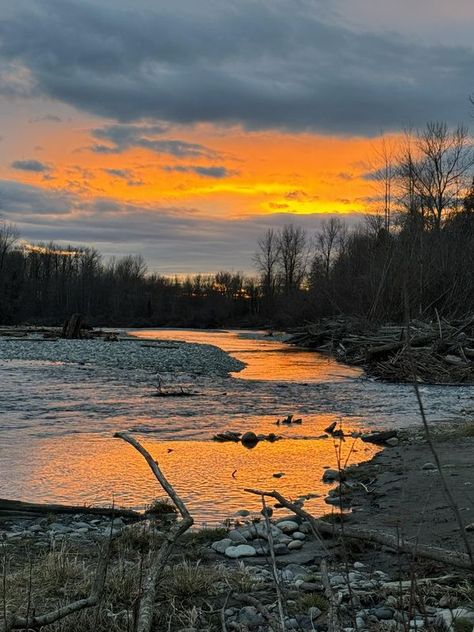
[1,122,473,328]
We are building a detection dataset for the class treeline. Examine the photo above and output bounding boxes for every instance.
[1,121,473,328]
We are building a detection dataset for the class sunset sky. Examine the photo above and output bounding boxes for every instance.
[0,0,473,273]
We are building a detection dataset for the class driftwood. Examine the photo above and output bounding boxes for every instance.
[289,317,474,384]
[1,545,109,632]
[0,498,141,521]
[114,432,193,632]
[61,313,84,339]
[245,488,474,571]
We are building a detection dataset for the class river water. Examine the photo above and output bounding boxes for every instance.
[0,329,471,524]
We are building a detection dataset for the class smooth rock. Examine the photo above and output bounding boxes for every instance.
[228,530,247,544]
[211,538,233,554]
[277,520,299,534]
[288,540,303,550]
[421,462,437,471]
[225,544,257,558]
[373,607,394,620]
[292,531,306,540]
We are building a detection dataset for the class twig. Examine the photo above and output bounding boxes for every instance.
[114,432,194,632]
[261,496,286,631]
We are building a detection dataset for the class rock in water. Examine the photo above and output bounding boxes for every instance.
[322,468,342,482]
[241,431,258,447]
[324,421,338,433]
[225,544,257,558]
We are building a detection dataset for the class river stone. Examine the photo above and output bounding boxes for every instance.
[274,543,288,555]
[211,538,233,554]
[277,520,299,534]
[386,437,399,447]
[292,531,306,540]
[288,539,303,550]
[277,534,293,544]
[285,564,310,580]
[322,468,341,482]
[228,529,247,543]
[421,462,437,470]
[239,606,264,627]
[225,544,257,558]
[309,607,322,620]
[241,432,258,446]
[373,607,395,620]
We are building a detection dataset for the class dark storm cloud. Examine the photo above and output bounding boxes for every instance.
[162,165,235,178]
[90,123,218,157]
[0,0,473,135]
[10,159,51,172]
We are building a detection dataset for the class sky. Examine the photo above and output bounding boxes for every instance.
[0,0,473,274]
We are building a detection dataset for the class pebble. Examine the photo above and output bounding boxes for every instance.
[292,531,306,540]
[421,462,437,470]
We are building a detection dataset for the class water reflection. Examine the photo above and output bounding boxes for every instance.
[129,328,362,382]
[7,433,380,524]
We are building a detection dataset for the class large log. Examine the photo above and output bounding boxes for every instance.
[0,498,141,520]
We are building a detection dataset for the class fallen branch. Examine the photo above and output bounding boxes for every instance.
[0,498,141,521]
[114,432,193,632]
[244,488,474,570]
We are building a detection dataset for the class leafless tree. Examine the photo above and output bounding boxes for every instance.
[0,222,18,274]
[314,218,347,279]
[253,228,279,300]
[276,224,308,293]
[399,123,474,229]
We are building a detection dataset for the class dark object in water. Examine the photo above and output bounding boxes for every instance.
[151,390,199,398]
[324,421,338,434]
[361,430,398,445]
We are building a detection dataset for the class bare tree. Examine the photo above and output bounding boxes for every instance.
[277,225,308,294]
[399,123,474,230]
[315,218,346,279]
[253,228,279,301]
[0,222,18,274]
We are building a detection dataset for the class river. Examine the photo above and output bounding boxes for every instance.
[0,328,471,523]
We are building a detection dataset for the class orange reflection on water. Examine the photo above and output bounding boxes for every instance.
[15,433,380,524]
[129,329,362,382]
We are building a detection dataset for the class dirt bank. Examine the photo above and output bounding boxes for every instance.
[347,423,474,556]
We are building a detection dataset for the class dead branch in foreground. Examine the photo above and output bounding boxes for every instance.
[114,432,194,632]
[245,488,474,571]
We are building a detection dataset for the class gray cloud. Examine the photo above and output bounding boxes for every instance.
[162,165,235,178]
[10,159,51,173]
[0,0,472,134]
[90,123,218,157]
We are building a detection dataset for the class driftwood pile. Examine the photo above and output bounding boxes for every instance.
[289,317,474,385]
